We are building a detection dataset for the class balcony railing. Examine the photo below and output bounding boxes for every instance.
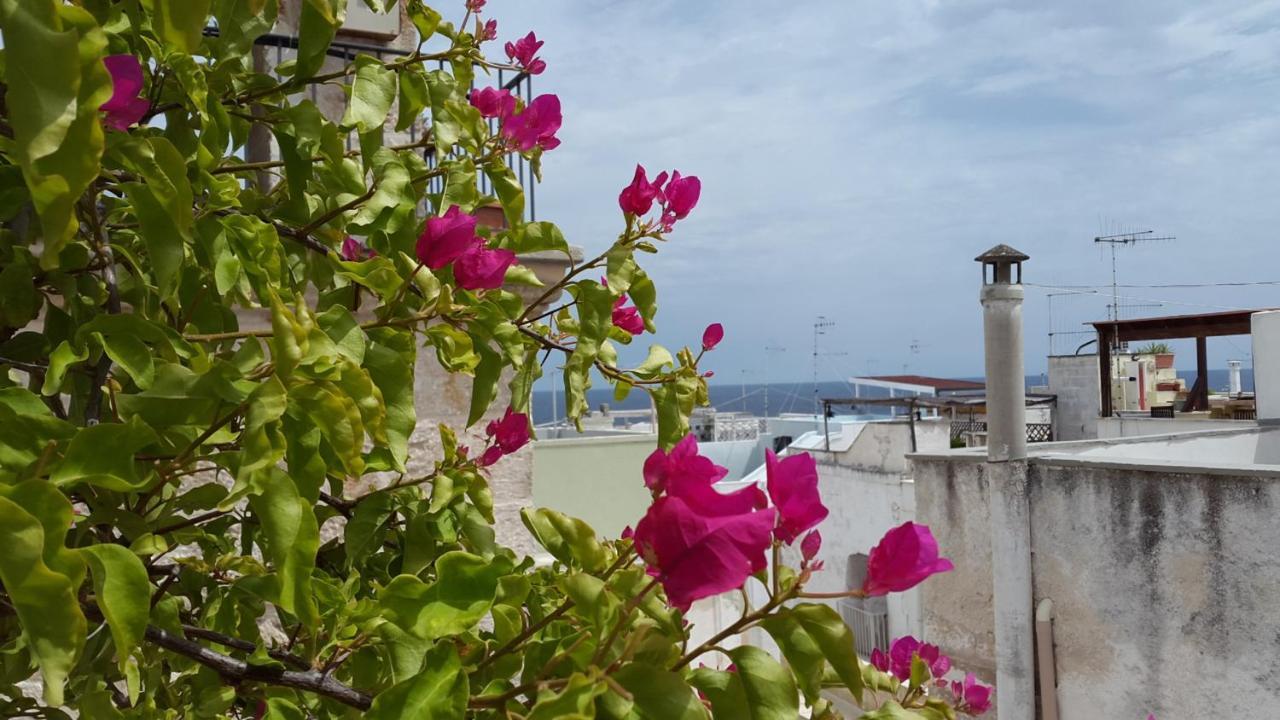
[837,599,890,658]
[213,28,537,223]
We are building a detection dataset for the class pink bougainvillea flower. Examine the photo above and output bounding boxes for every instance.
[917,642,952,680]
[701,323,724,351]
[888,636,919,681]
[765,450,828,544]
[869,648,889,674]
[340,236,375,262]
[100,55,150,131]
[454,241,517,290]
[481,18,498,41]
[611,296,645,335]
[643,435,767,516]
[502,94,561,152]
[486,406,530,454]
[644,434,721,493]
[801,530,822,564]
[504,31,546,75]
[466,0,485,12]
[618,164,662,216]
[416,206,480,269]
[470,87,515,120]
[951,673,993,715]
[632,495,776,610]
[620,525,634,540]
[862,521,954,596]
[658,171,701,230]
[479,445,504,467]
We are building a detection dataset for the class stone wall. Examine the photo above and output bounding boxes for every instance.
[913,452,1280,718]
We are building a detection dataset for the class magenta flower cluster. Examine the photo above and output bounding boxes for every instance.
[414,206,517,291]
[618,165,702,232]
[479,407,530,467]
[101,55,150,131]
[871,636,992,715]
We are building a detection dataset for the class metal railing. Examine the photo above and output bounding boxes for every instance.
[837,599,890,658]
[217,28,537,222]
[950,421,1054,443]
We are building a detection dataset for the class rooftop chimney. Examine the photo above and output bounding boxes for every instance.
[977,244,1035,720]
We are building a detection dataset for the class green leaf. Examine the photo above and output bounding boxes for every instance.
[725,646,799,720]
[0,253,39,328]
[1,1,110,267]
[290,381,365,477]
[96,332,156,389]
[427,323,480,374]
[0,388,76,478]
[365,330,416,469]
[343,54,397,133]
[296,0,344,79]
[424,70,461,150]
[501,221,571,255]
[366,642,467,720]
[406,0,442,41]
[467,340,502,427]
[483,160,525,227]
[154,0,210,53]
[50,416,158,492]
[0,494,86,706]
[649,375,699,449]
[80,544,151,677]
[262,698,305,720]
[559,573,620,632]
[247,467,320,626]
[120,137,195,300]
[609,663,705,720]
[40,340,88,396]
[526,673,606,720]
[689,668,750,719]
[379,552,508,639]
[344,491,392,568]
[792,603,864,701]
[520,507,608,572]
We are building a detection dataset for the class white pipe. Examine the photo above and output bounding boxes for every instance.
[1036,599,1060,720]
[981,269,1035,720]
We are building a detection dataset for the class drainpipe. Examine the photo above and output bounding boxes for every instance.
[976,245,1034,720]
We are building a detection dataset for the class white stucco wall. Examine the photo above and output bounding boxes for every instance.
[913,444,1280,719]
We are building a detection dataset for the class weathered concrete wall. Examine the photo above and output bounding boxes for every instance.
[1030,462,1280,720]
[914,450,1280,719]
[912,457,997,678]
[1096,415,1255,440]
[1048,355,1100,441]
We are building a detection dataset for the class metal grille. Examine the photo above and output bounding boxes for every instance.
[1027,423,1053,443]
[837,599,889,658]
[950,421,986,440]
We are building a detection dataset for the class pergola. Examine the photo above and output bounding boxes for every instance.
[1092,309,1272,416]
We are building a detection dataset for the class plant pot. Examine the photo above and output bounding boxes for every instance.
[1155,353,1174,369]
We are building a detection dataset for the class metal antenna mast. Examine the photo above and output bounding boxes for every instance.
[813,316,836,419]
[1093,230,1175,323]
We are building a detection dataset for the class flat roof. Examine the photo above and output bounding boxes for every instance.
[1091,309,1277,341]
[823,394,1056,409]
[851,375,986,393]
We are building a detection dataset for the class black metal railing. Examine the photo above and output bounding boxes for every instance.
[950,421,1053,443]
[210,27,536,223]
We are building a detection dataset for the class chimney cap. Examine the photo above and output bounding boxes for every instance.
[974,244,1030,263]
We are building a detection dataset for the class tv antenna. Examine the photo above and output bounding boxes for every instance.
[812,317,847,423]
[1093,230,1175,324]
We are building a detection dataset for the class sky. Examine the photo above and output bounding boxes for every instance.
[484,0,1280,385]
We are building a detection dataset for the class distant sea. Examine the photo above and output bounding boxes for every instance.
[530,369,1255,425]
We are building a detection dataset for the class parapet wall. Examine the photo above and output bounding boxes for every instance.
[914,452,1280,719]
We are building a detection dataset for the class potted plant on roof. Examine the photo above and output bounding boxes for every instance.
[1138,342,1175,369]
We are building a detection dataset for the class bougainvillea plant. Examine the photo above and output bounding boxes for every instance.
[0,1,981,718]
